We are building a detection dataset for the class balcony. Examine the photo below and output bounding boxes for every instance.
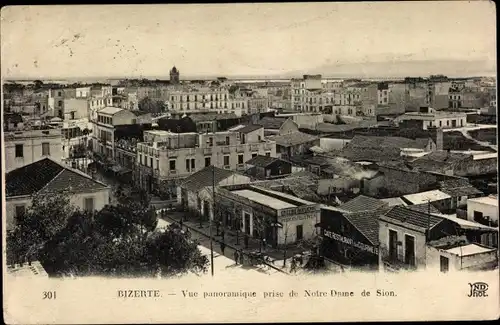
[250,144,261,151]
[204,147,213,155]
[236,145,246,153]
[264,143,275,151]
[222,146,231,154]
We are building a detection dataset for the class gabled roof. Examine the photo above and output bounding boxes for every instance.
[438,179,483,197]
[245,155,280,168]
[272,131,318,147]
[237,124,263,134]
[180,165,238,192]
[382,205,445,230]
[6,158,109,197]
[406,203,441,215]
[344,211,381,246]
[339,195,389,213]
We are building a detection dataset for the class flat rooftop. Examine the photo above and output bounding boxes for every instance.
[468,195,498,207]
[445,244,496,257]
[403,190,451,205]
[232,189,297,210]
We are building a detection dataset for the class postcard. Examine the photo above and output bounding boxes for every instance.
[2,2,498,324]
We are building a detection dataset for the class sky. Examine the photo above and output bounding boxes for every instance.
[0,2,496,80]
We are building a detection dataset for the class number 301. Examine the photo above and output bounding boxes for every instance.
[43,291,56,299]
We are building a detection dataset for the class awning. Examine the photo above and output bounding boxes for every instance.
[314,222,327,228]
[270,222,283,228]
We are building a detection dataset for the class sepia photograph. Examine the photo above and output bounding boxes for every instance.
[1,2,498,323]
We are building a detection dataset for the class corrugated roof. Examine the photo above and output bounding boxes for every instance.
[180,165,238,192]
[273,131,318,147]
[339,195,388,213]
[383,205,445,230]
[237,124,263,134]
[6,158,109,197]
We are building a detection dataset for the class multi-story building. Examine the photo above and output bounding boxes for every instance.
[91,107,152,161]
[135,125,276,199]
[291,75,323,111]
[166,87,248,117]
[3,126,63,173]
[395,108,467,130]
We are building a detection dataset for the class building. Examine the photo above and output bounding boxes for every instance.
[291,75,323,111]
[6,261,49,278]
[166,88,248,116]
[135,125,276,199]
[401,189,453,213]
[170,66,180,84]
[319,206,381,269]
[438,178,483,209]
[187,113,241,133]
[3,126,63,173]
[245,154,293,179]
[91,106,152,160]
[177,165,251,216]
[467,195,499,227]
[215,184,321,247]
[378,206,498,272]
[270,132,321,160]
[275,112,324,129]
[258,117,299,135]
[5,158,111,231]
[395,108,467,130]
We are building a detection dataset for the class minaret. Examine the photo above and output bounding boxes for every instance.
[170,66,180,84]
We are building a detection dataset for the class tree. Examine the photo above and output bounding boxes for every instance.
[7,190,77,265]
[138,97,166,114]
[33,80,44,90]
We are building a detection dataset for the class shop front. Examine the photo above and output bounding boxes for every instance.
[318,207,379,270]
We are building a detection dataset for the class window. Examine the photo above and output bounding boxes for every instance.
[225,136,230,145]
[265,152,271,157]
[156,159,159,170]
[169,160,176,171]
[41,142,50,156]
[208,137,213,147]
[191,158,195,170]
[252,153,257,158]
[15,205,26,221]
[439,121,442,127]
[186,159,190,171]
[15,144,23,158]
[150,157,153,168]
[388,230,398,261]
[404,234,415,267]
[223,155,230,166]
[205,157,211,167]
[296,225,303,241]
[84,197,95,212]
[58,100,63,107]
[440,256,449,273]
[238,154,244,164]
[139,155,143,165]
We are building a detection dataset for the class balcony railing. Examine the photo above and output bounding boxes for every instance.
[204,147,213,155]
[250,144,261,151]
[236,145,246,153]
[222,146,231,154]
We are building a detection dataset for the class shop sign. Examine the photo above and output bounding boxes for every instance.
[280,205,318,217]
[323,230,378,255]
[280,214,317,223]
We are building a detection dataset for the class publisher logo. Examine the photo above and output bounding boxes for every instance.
[468,282,488,298]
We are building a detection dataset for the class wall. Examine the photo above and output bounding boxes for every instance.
[319,138,351,151]
[113,110,137,126]
[4,130,64,173]
[426,245,498,271]
[5,188,110,231]
[277,213,317,244]
[454,157,498,177]
[379,167,437,196]
[63,98,89,120]
[467,200,499,224]
[378,219,427,271]
[278,119,299,135]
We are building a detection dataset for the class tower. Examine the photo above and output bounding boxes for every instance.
[170,66,180,84]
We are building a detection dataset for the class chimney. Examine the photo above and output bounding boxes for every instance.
[429,127,443,151]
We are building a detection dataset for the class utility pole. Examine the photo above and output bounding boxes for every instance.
[210,165,215,277]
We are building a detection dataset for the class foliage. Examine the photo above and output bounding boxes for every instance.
[229,85,239,95]
[6,191,77,265]
[138,97,166,114]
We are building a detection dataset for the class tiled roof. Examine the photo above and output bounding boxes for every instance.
[237,124,263,134]
[438,179,483,197]
[383,206,445,230]
[180,165,238,192]
[344,211,381,246]
[339,195,389,213]
[245,155,280,167]
[406,203,441,215]
[336,147,402,163]
[258,116,288,129]
[288,184,321,202]
[189,113,238,122]
[273,131,318,147]
[6,158,109,197]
